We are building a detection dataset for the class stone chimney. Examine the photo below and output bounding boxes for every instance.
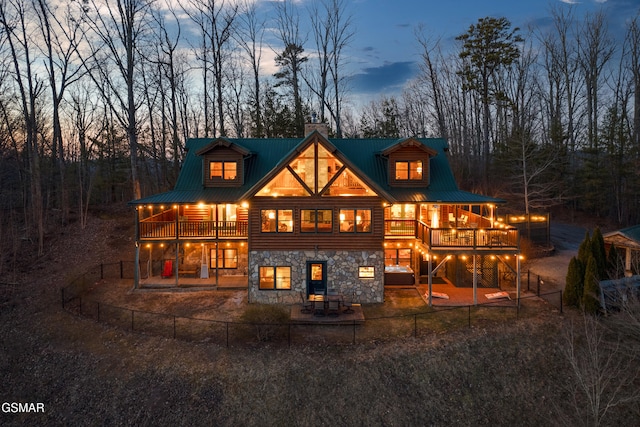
[304,112,329,137]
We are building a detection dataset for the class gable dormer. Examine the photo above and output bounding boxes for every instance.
[381,138,438,187]
[196,138,251,187]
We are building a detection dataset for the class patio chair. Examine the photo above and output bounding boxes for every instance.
[328,299,340,316]
[313,299,325,316]
[299,291,313,314]
[448,213,456,226]
[342,292,355,314]
[161,260,173,278]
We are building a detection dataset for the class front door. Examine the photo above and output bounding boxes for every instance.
[307,261,327,295]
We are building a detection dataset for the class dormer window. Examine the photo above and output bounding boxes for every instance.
[210,161,237,180]
[395,160,423,181]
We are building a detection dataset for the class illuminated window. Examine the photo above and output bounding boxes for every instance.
[395,160,422,181]
[256,168,310,197]
[339,209,371,233]
[359,266,375,278]
[210,161,237,180]
[325,169,374,196]
[385,248,412,267]
[301,209,333,233]
[254,141,374,197]
[260,209,293,233]
[259,266,291,290]
[210,248,238,269]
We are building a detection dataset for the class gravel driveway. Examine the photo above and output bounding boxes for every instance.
[524,222,587,291]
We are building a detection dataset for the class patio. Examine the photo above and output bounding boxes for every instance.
[138,274,248,290]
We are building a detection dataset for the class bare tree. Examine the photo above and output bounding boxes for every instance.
[146,2,184,187]
[306,0,353,138]
[34,0,86,225]
[81,0,155,200]
[557,315,640,426]
[66,83,98,229]
[0,0,46,255]
[183,0,238,137]
[578,10,615,152]
[234,0,265,137]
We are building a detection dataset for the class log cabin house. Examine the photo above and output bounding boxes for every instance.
[131,124,522,305]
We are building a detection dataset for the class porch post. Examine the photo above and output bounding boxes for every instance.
[134,242,140,289]
[134,208,140,289]
[175,242,179,287]
[516,253,521,308]
[428,254,433,307]
[472,254,478,306]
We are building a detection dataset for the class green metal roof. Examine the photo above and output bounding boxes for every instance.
[131,135,503,205]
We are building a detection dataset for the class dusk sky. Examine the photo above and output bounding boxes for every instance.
[335,0,639,97]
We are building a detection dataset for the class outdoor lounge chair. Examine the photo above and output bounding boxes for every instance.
[161,260,173,278]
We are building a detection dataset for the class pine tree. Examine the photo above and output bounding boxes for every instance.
[577,231,591,266]
[582,255,601,314]
[564,256,583,307]
[606,243,623,280]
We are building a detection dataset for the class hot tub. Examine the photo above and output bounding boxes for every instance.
[384,265,415,285]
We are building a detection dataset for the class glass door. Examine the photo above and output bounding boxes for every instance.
[307,261,327,295]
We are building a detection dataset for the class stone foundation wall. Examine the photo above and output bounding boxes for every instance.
[249,250,384,304]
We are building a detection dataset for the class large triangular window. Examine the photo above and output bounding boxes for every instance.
[256,168,310,197]
[256,141,376,197]
[324,168,374,196]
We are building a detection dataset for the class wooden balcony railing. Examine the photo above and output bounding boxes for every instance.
[139,220,248,239]
[384,219,416,236]
[414,221,519,250]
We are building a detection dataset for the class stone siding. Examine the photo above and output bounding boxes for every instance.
[249,250,385,304]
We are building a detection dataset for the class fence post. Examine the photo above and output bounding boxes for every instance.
[353,320,356,345]
[559,290,563,314]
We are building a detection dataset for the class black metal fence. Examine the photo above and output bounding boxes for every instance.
[61,262,564,347]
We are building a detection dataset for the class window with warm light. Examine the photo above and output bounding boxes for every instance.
[339,209,371,233]
[259,266,291,290]
[211,248,238,269]
[210,161,237,180]
[395,160,423,181]
[385,248,412,267]
[301,209,333,233]
[359,266,375,278]
[260,209,293,233]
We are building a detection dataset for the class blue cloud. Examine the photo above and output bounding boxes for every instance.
[350,61,418,94]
